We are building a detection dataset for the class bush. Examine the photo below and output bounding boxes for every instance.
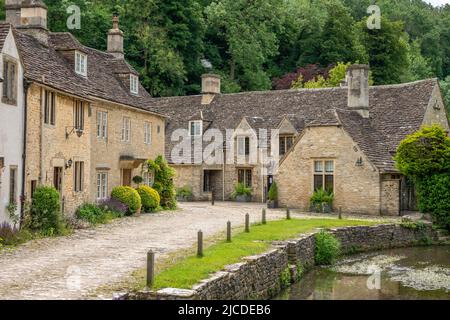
[148,156,177,210]
[136,186,161,212]
[315,230,341,265]
[0,222,18,246]
[132,175,143,185]
[231,183,252,198]
[176,185,193,199]
[98,198,128,217]
[30,186,65,235]
[310,189,334,213]
[76,203,110,225]
[268,182,278,201]
[111,186,142,215]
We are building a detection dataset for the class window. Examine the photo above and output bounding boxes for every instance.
[121,117,131,142]
[203,171,211,192]
[130,74,139,94]
[2,59,17,104]
[237,137,250,156]
[143,171,154,186]
[189,121,202,136]
[279,135,294,156]
[75,51,87,76]
[97,111,108,139]
[9,167,17,204]
[74,161,84,192]
[144,122,152,144]
[96,172,108,200]
[44,90,56,125]
[313,160,334,192]
[238,169,252,188]
[73,100,85,131]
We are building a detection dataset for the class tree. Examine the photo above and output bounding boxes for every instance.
[401,39,434,82]
[394,125,450,229]
[440,76,450,120]
[148,156,177,210]
[358,17,409,84]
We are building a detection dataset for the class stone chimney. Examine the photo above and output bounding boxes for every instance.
[201,74,221,105]
[347,64,370,118]
[10,0,49,45]
[107,14,124,59]
[5,0,22,26]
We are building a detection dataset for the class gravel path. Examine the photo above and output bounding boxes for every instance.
[0,202,398,300]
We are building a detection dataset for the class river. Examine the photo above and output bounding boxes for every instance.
[276,246,450,300]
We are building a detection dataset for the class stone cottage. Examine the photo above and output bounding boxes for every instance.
[155,66,449,216]
[0,22,25,226]
[1,0,166,217]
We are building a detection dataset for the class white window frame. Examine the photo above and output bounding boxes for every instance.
[237,136,250,156]
[97,111,108,140]
[96,172,108,200]
[143,170,154,186]
[189,120,202,137]
[130,74,139,95]
[121,117,131,142]
[144,121,152,145]
[313,160,335,192]
[75,51,87,76]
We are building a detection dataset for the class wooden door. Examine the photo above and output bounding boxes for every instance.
[122,169,132,186]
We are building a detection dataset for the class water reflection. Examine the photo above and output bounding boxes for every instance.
[276,246,450,300]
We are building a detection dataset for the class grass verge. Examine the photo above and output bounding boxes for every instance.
[147,218,376,290]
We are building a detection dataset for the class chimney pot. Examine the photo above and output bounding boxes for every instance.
[107,14,124,59]
[201,74,221,105]
[347,64,370,118]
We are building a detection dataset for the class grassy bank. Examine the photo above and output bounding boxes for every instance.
[150,218,377,290]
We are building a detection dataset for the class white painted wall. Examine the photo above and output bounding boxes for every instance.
[0,27,25,228]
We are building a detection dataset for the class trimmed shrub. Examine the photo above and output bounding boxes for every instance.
[111,186,142,215]
[268,182,278,201]
[148,156,177,210]
[30,186,65,235]
[136,186,161,212]
[315,230,341,265]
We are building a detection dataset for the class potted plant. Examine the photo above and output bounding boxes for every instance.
[267,182,278,209]
[176,186,193,202]
[310,189,334,213]
[132,175,143,186]
[232,183,252,202]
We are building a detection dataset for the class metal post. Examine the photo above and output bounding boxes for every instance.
[262,208,267,225]
[197,230,203,257]
[146,250,155,287]
[227,221,232,242]
[245,213,250,233]
[286,207,291,220]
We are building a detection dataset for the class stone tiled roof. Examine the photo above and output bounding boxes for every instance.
[12,29,162,116]
[154,79,438,172]
[0,23,11,53]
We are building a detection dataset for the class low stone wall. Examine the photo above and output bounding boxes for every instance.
[120,223,438,300]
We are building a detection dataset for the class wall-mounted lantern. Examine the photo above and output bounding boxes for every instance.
[65,159,73,170]
[65,126,83,139]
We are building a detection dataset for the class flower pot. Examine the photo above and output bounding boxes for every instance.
[267,200,278,209]
[236,195,251,202]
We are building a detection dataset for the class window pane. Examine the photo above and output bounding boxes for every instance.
[314,175,323,191]
[325,161,334,173]
[325,175,334,192]
[238,169,244,184]
[246,170,252,188]
[314,161,323,173]
[245,137,250,155]
[286,136,293,150]
[279,137,286,155]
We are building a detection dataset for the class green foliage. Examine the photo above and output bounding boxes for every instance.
[310,189,334,205]
[395,125,450,230]
[279,267,291,289]
[76,203,121,225]
[136,186,161,212]
[440,76,450,119]
[111,186,142,215]
[394,125,450,177]
[231,183,252,198]
[176,185,193,198]
[148,156,177,209]
[30,186,66,235]
[132,175,143,185]
[315,230,341,265]
[296,263,304,282]
[268,182,278,201]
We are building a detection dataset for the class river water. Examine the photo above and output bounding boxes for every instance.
[276,246,450,300]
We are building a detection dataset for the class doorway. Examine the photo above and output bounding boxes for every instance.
[400,176,418,212]
[53,167,63,193]
[122,169,132,186]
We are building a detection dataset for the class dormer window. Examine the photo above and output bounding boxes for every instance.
[189,121,202,136]
[75,51,87,76]
[130,74,139,95]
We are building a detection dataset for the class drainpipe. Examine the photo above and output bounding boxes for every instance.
[20,80,32,227]
[222,146,225,201]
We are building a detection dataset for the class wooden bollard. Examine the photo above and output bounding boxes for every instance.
[286,207,291,220]
[146,250,155,287]
[197,230,203,257]
[262,208,267,225]
[245,213,250,233]
[338,207,342,220]
[227,221,232,242]
[211,191,215,206]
